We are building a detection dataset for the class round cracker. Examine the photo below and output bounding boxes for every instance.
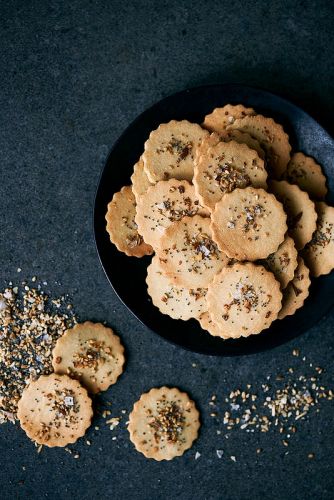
[128,386,200,461]
[193,140,267,212]
[147,256,207,320]
[269,180,317,250]
[135,179,209,249]
[143,120,209,183]
[105,185,153,257]
[52,322,125,394]
[262,236,298,289]
[203,104,256,133]
[207,262,282,338]
[17,373,93,447]
[283,152,327,200]
[131,157,154,202]
[303,202,334,277]
[211,187,287,261]
[157,215,230,288]
[228,114,291,178]
[197,311,230,339]
[278,257,311,320]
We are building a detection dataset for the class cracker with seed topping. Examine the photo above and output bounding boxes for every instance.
[207,262,282,338]
[194,140,267,212]
[143,120,209,183]
[128,387,200,460]
[283,152,327,200]
[135,179,209,249]
[228,114,291,178]
[303,202,334,277]
[262,236,298,289]
[278,257,311,320]
[146,256,207,320]
[203,104,256,133]
[130,157,154,202]
[52,322,125,394]
[105,185,153,257]
[17,373,93,447]
[211,187,287,261]
[269,180,317,250]
[157,215,230,288]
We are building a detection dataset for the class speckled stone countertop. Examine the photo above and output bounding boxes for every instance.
[1,1,333,499]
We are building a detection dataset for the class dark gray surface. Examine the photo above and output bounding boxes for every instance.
[1,1,333,499]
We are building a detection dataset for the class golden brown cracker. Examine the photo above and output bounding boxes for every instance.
[228,114,291,178]
[303,202,334,277]
[193,140,267,212]
[105,185,153,257]
[157,215,230,288]
[262,236,298,289]
[211,187,287,260]
[52,322,125,394]
[131,157,154,202]
[146,256,207,320]
[269,180,317,250]
[207,262,282,338]
[283,152,327,200]
[143,120,209,183]
[278,257,311,320]
[128,386,200,461]
[17,373,93,447]
[203,104,256,133]
[135,179,209,248]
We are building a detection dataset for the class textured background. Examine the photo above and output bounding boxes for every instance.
[1,1,334,499]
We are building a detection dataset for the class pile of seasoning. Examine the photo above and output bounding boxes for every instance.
[0,277,76,423]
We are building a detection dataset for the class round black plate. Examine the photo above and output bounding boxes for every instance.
[94,84,334,356]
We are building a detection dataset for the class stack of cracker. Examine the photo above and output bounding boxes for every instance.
[106,105,334,340]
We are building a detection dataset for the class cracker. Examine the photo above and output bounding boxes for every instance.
[303,202,334,277]
[52,322,125,394]
[283,152,327,200]
[269,180,317,250]
[131,157,154,202]
[207,262,282,338]
[211,187,287,260]
[143,120,209,183]
[17,373,93,447]
[193,140,267,212]
[262,236,298,289]
[197,312,230,339]
[135,179,209,248]
[128,386,200,460]
[147,256,207,320]
[278,257,311,320]
[157,215,230,288]
[203,104,256,133]
[228,114,291,178]
[105,185,153,257]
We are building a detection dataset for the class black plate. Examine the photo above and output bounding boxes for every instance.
[94,84,334,356]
